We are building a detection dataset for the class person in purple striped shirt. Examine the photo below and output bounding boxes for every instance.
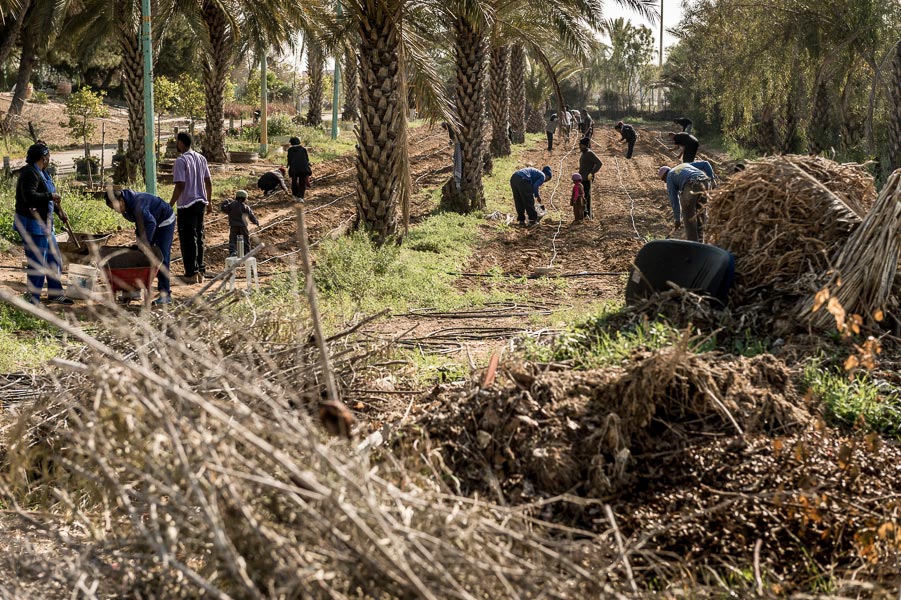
[169,132,212,283]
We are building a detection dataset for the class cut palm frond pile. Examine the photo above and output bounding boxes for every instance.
[798,169,901,329]
[706,156,876,295]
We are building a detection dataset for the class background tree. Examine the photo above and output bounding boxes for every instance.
[154,74,179,153]
[61,86,109,187]
[176,74,206,134]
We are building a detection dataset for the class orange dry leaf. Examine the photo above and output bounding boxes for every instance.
[874,309,884,322]
[844,355,860,371]
[812,288,830,312]
[827,297,846,331]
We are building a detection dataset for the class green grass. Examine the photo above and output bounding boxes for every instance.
[0,302,60,372]
[258,134,545,328]
[804,364,901,438]
[0,179,129,244]
[704,133,760,162]
[521,306,684,369]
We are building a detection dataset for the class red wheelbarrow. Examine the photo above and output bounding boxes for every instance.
[99,246,163,304]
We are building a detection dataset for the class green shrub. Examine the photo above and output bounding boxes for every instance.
[804,364,901,438]
[30,91,49,104]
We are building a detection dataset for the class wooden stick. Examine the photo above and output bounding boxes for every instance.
[604,504,638,595]
[295,205,340,406]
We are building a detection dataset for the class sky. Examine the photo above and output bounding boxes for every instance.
[600,0,684,64]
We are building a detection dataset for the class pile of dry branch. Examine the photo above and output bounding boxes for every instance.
[706,156,876,297]
[419,343,808,502]
[0,292,624,599]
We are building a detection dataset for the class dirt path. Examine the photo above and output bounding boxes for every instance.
[378,125,729,361]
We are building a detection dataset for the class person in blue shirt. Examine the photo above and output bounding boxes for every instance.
[509,166,552,226]
[658,162,714,243]
[106,188,176,304]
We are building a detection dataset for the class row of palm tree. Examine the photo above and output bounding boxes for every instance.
[0,0,659,243]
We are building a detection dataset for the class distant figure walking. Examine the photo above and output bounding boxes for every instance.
[615,121,637,159]
[670,131,700,163]
[545,113,558,152]
[287,137,312,199]
[580,109,594,138]
[674,117,693,133]
[510,166,552,227]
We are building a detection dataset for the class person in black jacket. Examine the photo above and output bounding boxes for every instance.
[674,117,693,133]
[257,167,289,197]
[615,121,638,159]
[286,137,312,199]
[669,131,700,162]
[14,143,74,305]
[577,138,602,218]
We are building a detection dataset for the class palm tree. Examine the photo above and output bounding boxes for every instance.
[306,42,325,126]
[3,0,64,131]
[0,0,31,68]
[196,0,233,162]
[509,44,525,143]
[488,43,510,157]
[443,12,490,213]
[336,0,453,242]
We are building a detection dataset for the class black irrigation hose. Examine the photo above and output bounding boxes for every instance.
[405,301,569,319]
[450,270,625,279]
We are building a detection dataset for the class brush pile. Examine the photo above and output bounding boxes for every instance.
[706,156,876,297]
[419,344,808,502]
[798,169,901,328]
[0,292,622,599]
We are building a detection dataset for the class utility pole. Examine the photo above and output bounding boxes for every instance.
[260,52,268,156]
[141,0,156,194]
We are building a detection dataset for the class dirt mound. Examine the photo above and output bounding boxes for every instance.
[707,155,876,296]
[420,346,808,502]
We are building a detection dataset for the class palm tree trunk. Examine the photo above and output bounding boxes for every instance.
[341,49,359,123]
[441,16,487,214]
[3,28,36,130]
[489,44,510,158]
[117,18,144,182]
[889,43,901,172]
[509,45,525,144]
[306,43,324,126]
[200,0,231,163]
[355,0,405,243]
[0,0,30,68]
[526,103,544,133]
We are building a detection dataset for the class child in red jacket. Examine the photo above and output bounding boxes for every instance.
[571,173,585,222]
